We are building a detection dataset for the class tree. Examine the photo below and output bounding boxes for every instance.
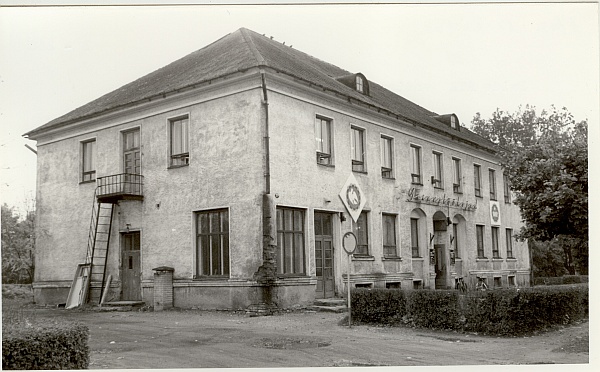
[471,106,588,275]
[1,203,35,283]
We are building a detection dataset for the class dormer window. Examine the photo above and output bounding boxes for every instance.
[356,75,364,93]
[450,115,457,129]
[432,114,460,131]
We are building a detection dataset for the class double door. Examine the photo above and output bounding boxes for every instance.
[314,212,335,298]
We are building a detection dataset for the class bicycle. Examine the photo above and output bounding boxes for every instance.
[475,280,488,291]
[455,277,468,293]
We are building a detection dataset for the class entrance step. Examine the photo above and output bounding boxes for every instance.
[101,301,145,309]
[308,298,348,313]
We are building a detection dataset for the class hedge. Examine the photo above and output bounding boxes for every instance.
[351,284,588,335]
[533,275,588,286]
[2,320,89,370]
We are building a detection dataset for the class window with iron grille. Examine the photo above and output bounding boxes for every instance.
[411,218,420,257]
[474,164,482,197]
[476,224,485,258]
[352,212,369,255]
[351,126,366,172]
[506,228,514,258]
[452,157,462,193]
[170,116,189,166]
[81,139,96,182]
[489,169,497,200]
[380,136,393,178]
[382,214,397,257]
[196,209,229,277]
[410,145,422,184]
[315,116,332,165]
[492,226,500,258]
[432,151,443,189]
[276,207,306,275]
[503,173,511,203]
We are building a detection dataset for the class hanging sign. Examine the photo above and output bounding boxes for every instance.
[339,173,366,223]
[490,200,502,226]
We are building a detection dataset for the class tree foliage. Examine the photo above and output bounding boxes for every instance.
[471,105,588,274]
[1,203,35,283]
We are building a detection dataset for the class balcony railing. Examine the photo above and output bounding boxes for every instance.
[96,173,144,202]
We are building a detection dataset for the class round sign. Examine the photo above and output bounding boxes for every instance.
[346,184,361,210]
[342,232,357,255]
[491,204,500,222]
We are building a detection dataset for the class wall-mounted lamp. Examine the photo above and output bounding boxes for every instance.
[340,213,347,222]
[126,223,131,233]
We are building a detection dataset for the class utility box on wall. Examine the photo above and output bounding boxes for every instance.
[152,266,174,311]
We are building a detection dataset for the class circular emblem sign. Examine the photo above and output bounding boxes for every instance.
[346,184,361,211]
[342,232,357,255]
[491,204,500,222]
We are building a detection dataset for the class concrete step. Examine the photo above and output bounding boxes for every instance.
[102,301,145,307]
[307,305,348,313]
[313,298,347,307]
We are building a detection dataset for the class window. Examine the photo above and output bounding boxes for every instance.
[196,209,229,277]
[382,214,397,257]
[411,218,420,257]
[476,225,485,258]
[356,75,364,93]
[170,116,189,166]
[81,140,96,182]
[489,169,497,200]
[410,145,422,184]
[503,173,511,203]
[506,228,514,258]
[351,126,366,172]
[492,227,500,258]
[380,136,393,178]
[450,115,458,129]
[315,116,332,165]
[494,277,502,288]
[352,211,369,255]
[508,275,516,287]
[386,282,401,289]
[452,157,462,193]
[276,207,306,275]
[432,151,443,188]
[474,164,482,197]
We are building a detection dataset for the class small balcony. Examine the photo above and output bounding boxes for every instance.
[96,173,144,203]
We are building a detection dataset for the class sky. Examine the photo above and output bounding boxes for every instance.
[0,1,598,216]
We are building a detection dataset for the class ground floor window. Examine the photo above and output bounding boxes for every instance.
[352,212,369,256]
[276,207,306,275]
[196,209,229,277]
[382,213,397,257]
[492,227,500,258]
[476,225,485,258]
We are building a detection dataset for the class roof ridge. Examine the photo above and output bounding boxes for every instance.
[239,28,267,67]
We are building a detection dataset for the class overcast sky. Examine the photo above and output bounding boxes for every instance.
[1,1,598,215]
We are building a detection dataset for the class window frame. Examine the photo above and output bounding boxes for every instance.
[410,217,420,258]
[356,75,364,93]
[476,224,486,258]
[474,164,482,197]
[382,213,398,257]
[315,115,333,166]
[410,144,422,185]
[503,173,511,203]
[506,228,514,258]
[276,207,307,276]
[380,135,393,179]
[352,211,370,256]
[81,139,96,183]
[169,115,190,168]
[452,157,462,193]
[195,208,230,278]
[489,168,497,201]
[491,226,500,258]
[350,125,366,173]
[432,151,443,189]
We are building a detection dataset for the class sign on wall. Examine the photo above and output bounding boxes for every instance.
[490,200,502,226]
[339,173,366,223]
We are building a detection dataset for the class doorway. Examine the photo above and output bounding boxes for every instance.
[123,129,141,193]
[121,231,141,301]
[433,211,449,289]
[314,212,335,298]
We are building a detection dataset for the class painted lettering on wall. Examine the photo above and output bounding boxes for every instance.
[404,187,477,211]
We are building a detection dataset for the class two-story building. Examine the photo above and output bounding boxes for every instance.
[25,28,530,309]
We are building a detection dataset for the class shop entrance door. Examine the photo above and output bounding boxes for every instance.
[314,212,334,298]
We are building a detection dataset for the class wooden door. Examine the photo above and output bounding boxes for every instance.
[121,232,141,301]
[123,129,141,193]
[434,244,447,289]
[314,212,335,298]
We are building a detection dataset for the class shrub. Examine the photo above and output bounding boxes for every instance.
[406,290,461,330]
[533,275,588,286]
[2,318,89,370]
[351,288,406,324]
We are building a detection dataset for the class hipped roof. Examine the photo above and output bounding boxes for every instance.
[25,28,496,151]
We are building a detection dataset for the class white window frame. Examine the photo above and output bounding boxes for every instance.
[81,138,97,183]
[380,135,393,179]
[350,125,366,173]
[168,114,190,167]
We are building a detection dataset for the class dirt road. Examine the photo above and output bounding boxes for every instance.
[23,307,588,369]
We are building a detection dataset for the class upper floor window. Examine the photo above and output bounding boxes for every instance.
[450,115,458,129]
[476,224,486,258]
[315,116,333,165]
[474,164,482,197]
[410,145,422,184]
[382,214,397,257]
[276,207,306,275]
[506,228,514,258]
[489,169,497,201]
[196,209,229,277]
[452,157,462,193]
[81,139,96,182]
[356,75,364,93]
[352,211,369,256]
[503,173,511,203]
[170,116,189,167]
[380,136,393,178]
[351,126,366,172]
[432,151,443,189]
